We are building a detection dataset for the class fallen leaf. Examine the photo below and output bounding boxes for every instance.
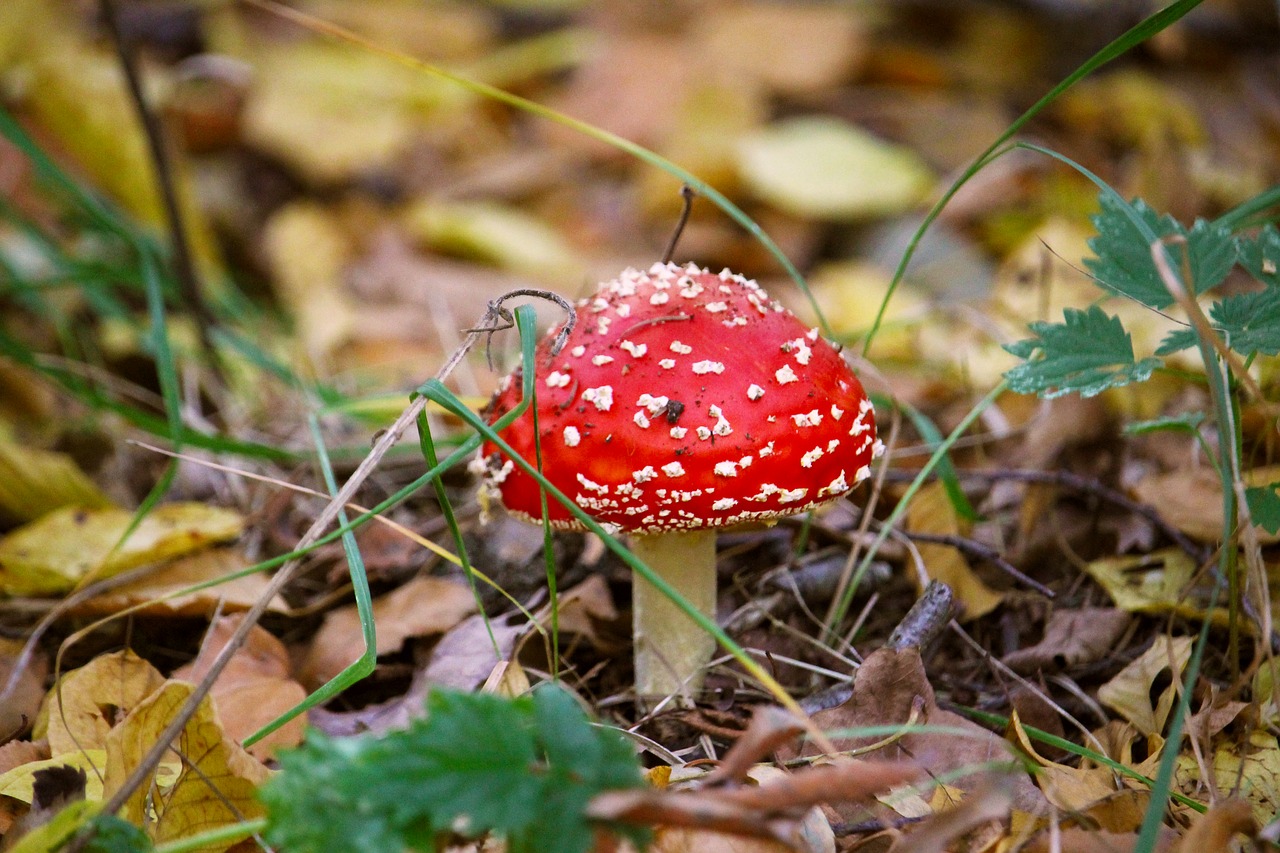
[1175,732,1280,826]
[905,482,1003,620]
[536,574,623,652]
[104,680,271,852]
[37,650,165,758]
[1002,608,1131,673]
[1172,799,1257,852]
[890,779,1013,853]
[735,116,933,220]
[70,547,286,618]
[1098,636,1193,737]
[1084,549,1230,625]
[1132,465,1280,544]
[301,574,476,688]
[173,615,307,761]
[262,202,357,362]
[239,40,465,184]
[800,647,1045,818]
[694,3,865,97]
[0,504,244,597]
[0,637,47,738]
[402,199,584,282]
[0,750,106,805]
[0,437,115,524]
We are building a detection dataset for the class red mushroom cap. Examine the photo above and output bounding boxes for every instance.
[477,262,882,533]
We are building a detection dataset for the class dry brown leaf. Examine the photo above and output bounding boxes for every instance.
[538,574,623,652]
[301,574,476,687]
[544,34,693,157]
[37,650,165,758]
[693,3,864,97]
[1020,827,1176,853]
[0,637,47,739]
[1172,799,1257,852]
[173,615,306,761]
[800,647,1044,818]
[1097,636,1192,737]
[1132,465,1280,544]
[104,680,270,852]
[887,780,1013,853]
[905,482,1003,620]
[70,548,286,618]
[1003,608,1131,673]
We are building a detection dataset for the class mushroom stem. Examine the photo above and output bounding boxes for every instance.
[630,528,717,706]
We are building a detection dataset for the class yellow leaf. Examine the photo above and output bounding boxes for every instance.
[1084,549,1231,624]
[262,203,357,362]
[402,199,583,282]
[1098,636,1192,737]
[0,438,115,524]
[38,650,165,758]
[0,504,244,597]
[906,482,1003,620]
[1175,732,1280,826]
[70,548,286,619]
[241,41,463,184]
[104,681,271,852]
[0,751,106,803]
[736,116,933,220]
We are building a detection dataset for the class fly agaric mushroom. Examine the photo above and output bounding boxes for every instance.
[477,262,882,704]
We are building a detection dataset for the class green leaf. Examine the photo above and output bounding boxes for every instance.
[84,815,154,853]
[1004,305,1162,398]
[260,686,643,853]
[1238,224,1280,287]
[1123,412,1205,435]
[1085,194,1236,310]
[1156,287,1280,357]
[1246,483,1280,535]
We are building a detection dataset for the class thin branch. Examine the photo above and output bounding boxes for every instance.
[99,0,218,369]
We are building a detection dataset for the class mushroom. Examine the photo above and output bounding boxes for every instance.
[476,262,882,704]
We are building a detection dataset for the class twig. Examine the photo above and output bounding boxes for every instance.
[661,185,697,264]
[98,0,219,371]
[72,290,575,851]
[899,531,1055,598]
[882,467,1212,564]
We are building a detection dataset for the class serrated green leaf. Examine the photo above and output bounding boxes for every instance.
[1238,224,1280,287]
[260,686,643,853]
[1156,287,1280,357]
[1246,483,1280,535]
[1003,305,1162,398]
[1085,194,1236,309]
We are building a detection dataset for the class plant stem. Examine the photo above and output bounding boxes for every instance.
[630,529,717,705]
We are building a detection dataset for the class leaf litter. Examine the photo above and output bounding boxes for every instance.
[0,0,1279,851]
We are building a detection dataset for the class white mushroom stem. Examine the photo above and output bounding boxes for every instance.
[629,528,717,705]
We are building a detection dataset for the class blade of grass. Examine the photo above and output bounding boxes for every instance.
[861,0,1207,357]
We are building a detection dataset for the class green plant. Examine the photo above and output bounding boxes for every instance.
[1000,183,1280,850]
[258,685,647,853]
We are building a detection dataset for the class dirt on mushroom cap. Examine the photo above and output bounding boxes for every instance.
[477,262,882,533]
